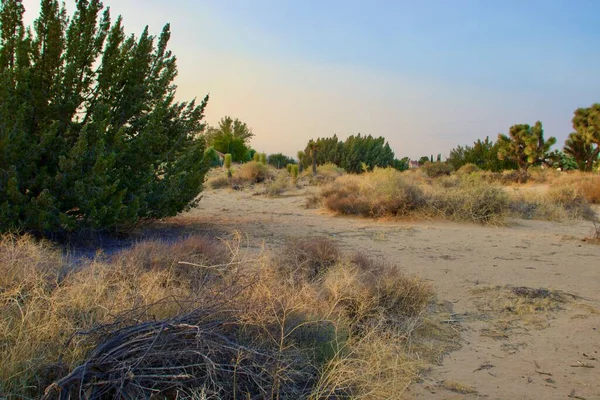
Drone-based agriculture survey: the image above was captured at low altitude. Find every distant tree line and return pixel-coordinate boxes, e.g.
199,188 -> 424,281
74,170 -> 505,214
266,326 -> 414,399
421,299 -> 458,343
299,134 -> 408,174
447,104 -> 600,173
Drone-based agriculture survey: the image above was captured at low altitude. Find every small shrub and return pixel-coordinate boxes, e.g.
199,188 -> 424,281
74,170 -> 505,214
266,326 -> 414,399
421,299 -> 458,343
224,153 -> 232,170
265,173 -> 290,197
428,184 -> 509,225
235,161 -> 273,183
456,163 -> 481,175
278,237 -> 341,283
287,164 -> 293,173
322,169 -> 425,217
574,175 -> 600,204
291,164 -> 299,182
207,174 -> 230,189
421,162 -> 454,178
323,256 -> 433,328
260,153 -> 267,164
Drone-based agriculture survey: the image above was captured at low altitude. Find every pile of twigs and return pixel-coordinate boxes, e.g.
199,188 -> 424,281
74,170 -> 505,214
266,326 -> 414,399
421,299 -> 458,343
43,307 -> 311,399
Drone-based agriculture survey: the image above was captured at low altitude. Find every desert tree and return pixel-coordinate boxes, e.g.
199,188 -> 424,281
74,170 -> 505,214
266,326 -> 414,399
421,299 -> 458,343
565,104 -> 600,171
497,122 -> 556,174
205,116 -> 254,162
0,0 -> 210,234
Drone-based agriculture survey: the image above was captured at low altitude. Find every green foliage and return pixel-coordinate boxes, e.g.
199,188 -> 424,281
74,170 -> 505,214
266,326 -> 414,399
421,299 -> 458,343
204,147 -> 222,168
268,153 -> 296,169
421,162 -> 454,178
0,0 -> 210,234
548,150 -> 578,171
565,104 -> 600,171
259,152 -> 267,164
291,164 -> 299,180
391,157 -> 410,171
223,153 -> 232,170
286,164 -> 293,173
301,134 -> 395,174
497,122 -> 556,172
253,152 -> 260,162
418,156 -> 430,165
205,116 -> 253,162
447,136 -> 517,172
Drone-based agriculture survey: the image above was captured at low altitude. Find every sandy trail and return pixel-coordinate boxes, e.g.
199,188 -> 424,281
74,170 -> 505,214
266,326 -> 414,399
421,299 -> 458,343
168,187 -> 600,400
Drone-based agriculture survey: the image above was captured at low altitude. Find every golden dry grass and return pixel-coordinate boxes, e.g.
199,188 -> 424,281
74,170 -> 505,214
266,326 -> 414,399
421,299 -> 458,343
316,167 -> 598,224
0,233 -> 449,399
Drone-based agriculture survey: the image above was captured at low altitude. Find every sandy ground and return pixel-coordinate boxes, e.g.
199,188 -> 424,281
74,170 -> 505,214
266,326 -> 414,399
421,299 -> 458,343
163,186 -> 600,400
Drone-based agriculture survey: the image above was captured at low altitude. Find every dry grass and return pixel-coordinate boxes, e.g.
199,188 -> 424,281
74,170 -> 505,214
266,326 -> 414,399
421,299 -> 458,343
232,161 -> 276,186
206,173 -> 230,189
265,172 -> 291,197
0,233 -> 448,399
302,163 -> 346,186
317,168 -> 597,225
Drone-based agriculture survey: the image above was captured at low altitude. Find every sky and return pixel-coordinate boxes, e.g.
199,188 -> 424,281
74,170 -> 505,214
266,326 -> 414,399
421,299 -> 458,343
21,0 -> 600,159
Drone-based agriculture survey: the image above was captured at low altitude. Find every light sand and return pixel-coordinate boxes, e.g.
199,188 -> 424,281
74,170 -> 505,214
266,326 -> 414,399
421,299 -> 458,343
168,186 -> 600,399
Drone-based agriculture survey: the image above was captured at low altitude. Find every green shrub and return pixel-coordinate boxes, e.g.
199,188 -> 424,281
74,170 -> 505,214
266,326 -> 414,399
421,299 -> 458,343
224,154 -> 232,170
0,3 -> 209,234
421,162 -> 454,178
291,165 -> 300,182
260,153 -> 267,164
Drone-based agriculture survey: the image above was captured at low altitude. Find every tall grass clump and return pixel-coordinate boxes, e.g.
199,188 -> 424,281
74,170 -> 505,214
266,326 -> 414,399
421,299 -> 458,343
322,168 -> 425,217
1,233 -> 450,399
232,161 -> 274,184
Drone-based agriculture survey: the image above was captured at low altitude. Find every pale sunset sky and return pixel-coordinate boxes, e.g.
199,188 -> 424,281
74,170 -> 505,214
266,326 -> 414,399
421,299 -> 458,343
22,0 -> 600,159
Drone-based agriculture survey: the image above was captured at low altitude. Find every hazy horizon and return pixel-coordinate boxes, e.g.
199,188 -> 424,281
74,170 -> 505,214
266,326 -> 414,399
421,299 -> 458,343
21,0 -> 600,159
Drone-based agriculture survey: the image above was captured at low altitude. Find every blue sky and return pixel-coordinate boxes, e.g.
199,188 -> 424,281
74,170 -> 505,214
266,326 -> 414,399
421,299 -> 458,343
22,0 -> 600,158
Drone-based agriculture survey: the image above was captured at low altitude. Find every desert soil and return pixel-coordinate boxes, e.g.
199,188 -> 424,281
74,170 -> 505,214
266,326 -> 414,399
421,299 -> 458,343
159,186 -> 600,400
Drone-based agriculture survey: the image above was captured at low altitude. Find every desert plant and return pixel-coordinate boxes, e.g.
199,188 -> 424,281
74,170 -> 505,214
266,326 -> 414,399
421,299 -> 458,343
291,164 -> 300,182
260,153 -> 267,164
204,116 -> 253,162
565,104 -> 600,171
224,153 -> 233,177
497,122 -> 556,174
422,162 -> 454,177
265,173 -> 290,196
234,161 -> 273,184
253,152 -> 261,162
456,163 -> 481,175
207,174 -> 230,189
0,0 -> 210,234
1,234 -> 442,399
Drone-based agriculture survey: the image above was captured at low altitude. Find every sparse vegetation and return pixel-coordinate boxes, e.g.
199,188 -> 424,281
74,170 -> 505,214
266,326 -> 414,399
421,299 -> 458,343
316,168 -> 597,224
0,233 -> 449,399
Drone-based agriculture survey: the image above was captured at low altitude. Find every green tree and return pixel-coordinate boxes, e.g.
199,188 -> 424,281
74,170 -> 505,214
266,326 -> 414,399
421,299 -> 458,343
268,153 -> 296,169
205,116 -> 253,162
447,137 -> 516,172
565,104 -> 600,171
391,157 -> 410,171
0,0 -> 210,234
497,122 -> 556,173
418,156 -> 430,166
